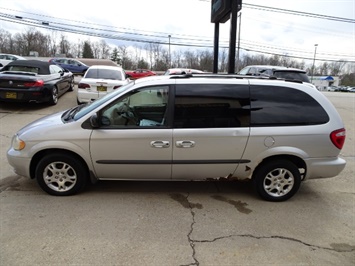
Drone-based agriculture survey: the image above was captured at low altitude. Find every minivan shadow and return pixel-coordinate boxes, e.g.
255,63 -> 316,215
85,180 -> 255,197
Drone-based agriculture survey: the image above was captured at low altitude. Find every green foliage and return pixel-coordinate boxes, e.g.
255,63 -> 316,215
137,58 -> 149,69
82,41 -> 94,58
110,47 -> 121,65
340,73 -> 355,86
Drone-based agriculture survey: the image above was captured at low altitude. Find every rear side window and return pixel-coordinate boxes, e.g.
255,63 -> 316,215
250,85 -> 329,126
174,84 -> 250,128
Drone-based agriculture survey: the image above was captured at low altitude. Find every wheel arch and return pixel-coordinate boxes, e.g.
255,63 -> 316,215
252,154 -> 307,181
29,148 -> 93,181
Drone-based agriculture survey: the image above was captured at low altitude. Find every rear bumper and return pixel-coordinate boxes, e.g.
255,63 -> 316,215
304,157 -> 346,180
77,89 -> 108,103
0,88 -> 51,103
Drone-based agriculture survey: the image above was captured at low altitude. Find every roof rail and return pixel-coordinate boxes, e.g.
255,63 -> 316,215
170,73 -> 273,80
168,73 -> 306,84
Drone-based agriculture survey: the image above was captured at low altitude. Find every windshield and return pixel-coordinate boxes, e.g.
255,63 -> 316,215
73,82 -> 135,120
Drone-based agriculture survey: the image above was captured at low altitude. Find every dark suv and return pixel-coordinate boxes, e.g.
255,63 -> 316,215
238,65 -> 315,89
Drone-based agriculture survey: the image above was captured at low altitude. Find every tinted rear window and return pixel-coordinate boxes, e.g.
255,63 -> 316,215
250,85 -> 329,126
85,69 -> 123,80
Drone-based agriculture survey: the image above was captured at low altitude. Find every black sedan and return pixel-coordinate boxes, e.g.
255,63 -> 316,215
0,60 -> 74,105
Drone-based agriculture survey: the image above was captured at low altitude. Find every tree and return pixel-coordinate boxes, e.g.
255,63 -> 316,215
100,40 -> 111,59
91,41 -> 100,58
137,58 -> 149,69
110,47 -> 121,65
340,72 -> 355,86
59,34 -> 70,56
82,41 -> 94,58
0,29 -> 12,53
199,50 -> 213,72
119,46 -> 134,69
328,60 -> 347,76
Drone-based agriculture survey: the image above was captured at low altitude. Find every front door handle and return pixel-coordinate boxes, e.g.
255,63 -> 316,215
176,140 -> 195,148
150,141 -> 170,148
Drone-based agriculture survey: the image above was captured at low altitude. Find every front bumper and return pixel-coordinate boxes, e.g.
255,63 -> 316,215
7,148 -> 32,178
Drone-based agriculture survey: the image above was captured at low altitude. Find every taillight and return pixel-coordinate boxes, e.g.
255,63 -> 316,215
24,80 -> 44,87
330,128 -> 346,149
78,83 -> 90,89
113,85 -> 122,90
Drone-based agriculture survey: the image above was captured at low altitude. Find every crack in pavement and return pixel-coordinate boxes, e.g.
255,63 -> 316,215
193,234 -> 355,253
174,193 -> 354,266
178,193 -> 200,266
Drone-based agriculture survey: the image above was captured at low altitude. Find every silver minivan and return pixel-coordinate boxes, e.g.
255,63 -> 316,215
7,74 -> 346,201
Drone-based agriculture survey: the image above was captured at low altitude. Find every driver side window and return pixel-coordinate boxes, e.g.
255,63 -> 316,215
101,86 -> 170,128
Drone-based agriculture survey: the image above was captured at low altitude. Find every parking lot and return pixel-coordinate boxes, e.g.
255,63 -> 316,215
0,88 -> 354,265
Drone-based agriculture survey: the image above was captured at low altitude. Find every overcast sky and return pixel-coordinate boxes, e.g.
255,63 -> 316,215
0,0 -> 354,64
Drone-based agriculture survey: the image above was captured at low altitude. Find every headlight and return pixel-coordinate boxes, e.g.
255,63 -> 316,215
12,134 -> 26,151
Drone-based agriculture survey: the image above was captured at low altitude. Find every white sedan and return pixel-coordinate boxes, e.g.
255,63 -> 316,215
77,65 -> 131,104
0,53 -> 26,68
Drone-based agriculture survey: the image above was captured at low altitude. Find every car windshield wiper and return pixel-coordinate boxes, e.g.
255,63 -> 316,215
63,105 -> 86,121
62,106 -> 79,121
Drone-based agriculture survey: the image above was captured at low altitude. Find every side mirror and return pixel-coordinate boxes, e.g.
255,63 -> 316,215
90,113 -> 111,128
90,114 -> 100,128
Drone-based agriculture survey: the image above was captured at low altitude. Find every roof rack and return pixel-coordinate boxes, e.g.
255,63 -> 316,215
168,73 -> 304,84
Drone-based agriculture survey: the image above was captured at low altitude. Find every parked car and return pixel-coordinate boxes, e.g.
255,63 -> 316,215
49,58 -> 89,75
126,69 -> 156,79
0,60 -> 74,105
238,65 -> 316,89
77,65 -> 130,104
7,74 -> 346,201
326,86 -> 338,92
0,53 -> 26,68
346,87 -> 355,92
164,68 -> 205,75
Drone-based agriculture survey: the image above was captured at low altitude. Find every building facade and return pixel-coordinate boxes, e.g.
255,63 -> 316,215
311,76 -> 340,90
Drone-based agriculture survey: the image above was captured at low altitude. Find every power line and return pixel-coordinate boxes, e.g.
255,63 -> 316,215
198,0 -> 355,23
0,3 -> 354,63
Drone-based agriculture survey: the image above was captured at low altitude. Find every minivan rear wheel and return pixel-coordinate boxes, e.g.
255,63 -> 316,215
253,160 -> 301,202
35,153 -> 87,196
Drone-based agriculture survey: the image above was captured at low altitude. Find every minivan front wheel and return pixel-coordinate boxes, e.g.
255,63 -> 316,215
35,153 -> 87,196
253,160 -> 301,202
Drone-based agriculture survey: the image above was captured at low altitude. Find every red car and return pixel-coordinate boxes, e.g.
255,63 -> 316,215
126,69 -> 156,79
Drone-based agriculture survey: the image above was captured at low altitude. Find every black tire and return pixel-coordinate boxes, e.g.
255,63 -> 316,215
35,153 -> 88,196
68,77 -> 74,91
253,160 -> 301,202
49,86 -> 59,105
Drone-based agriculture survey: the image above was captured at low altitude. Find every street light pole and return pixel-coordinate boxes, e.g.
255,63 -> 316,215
168,35 -> 171,68
311,44 -> 318,83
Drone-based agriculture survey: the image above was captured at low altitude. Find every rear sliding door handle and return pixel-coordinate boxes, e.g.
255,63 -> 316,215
150,141 -> 170,148
176,140 -> 195,148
